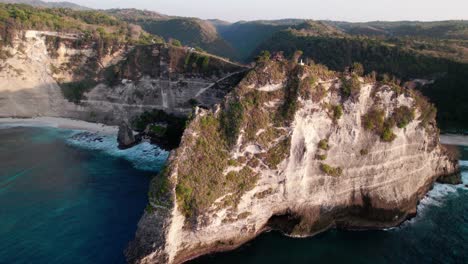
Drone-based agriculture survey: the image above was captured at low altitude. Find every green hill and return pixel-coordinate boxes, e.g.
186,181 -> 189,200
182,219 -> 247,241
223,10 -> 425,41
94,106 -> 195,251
107,9 -> 239,61
0,0 -> 90,10
331,20 -> 468,40
252,24 -> 468,131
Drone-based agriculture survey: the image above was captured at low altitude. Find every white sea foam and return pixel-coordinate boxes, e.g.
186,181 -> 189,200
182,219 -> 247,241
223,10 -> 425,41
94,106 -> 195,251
65,131 -> 169,172
0,118 -> 169,172
396,159 -> 468,229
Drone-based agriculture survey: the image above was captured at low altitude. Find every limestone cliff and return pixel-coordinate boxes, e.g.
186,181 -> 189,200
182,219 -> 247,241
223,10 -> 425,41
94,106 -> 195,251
126,58 -> 460,263
0,30 -> 246,124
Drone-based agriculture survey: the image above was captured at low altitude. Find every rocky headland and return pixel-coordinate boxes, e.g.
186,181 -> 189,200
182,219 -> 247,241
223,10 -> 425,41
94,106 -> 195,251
125,56 -> 460,264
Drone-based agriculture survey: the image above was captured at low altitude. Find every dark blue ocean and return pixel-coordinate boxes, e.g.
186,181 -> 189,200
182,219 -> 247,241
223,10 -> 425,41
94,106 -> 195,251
0,126 -> 168,264
0,125 -> 467,264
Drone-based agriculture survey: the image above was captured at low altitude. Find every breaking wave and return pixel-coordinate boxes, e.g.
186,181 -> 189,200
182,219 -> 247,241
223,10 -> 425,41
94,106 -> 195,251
65,131 -> 169,172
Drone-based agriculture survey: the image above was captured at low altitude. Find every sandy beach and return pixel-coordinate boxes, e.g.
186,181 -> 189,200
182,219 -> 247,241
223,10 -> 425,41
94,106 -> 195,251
0,117 -> 118,135
440,134 -> 468,147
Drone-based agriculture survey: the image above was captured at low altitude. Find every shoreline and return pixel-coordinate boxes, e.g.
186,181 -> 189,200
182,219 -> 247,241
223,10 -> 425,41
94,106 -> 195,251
1,117 -> 466,145
0,117 -> 118,135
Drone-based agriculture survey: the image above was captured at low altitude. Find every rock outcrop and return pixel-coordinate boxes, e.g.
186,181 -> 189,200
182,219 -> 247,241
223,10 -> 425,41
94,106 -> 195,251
126,58 -> 460,263
118,122 -> 139,149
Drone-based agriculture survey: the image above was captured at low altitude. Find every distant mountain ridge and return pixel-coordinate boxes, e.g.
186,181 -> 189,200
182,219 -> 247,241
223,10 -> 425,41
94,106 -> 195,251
107,8 -> 239,60
0,0 -> 90,10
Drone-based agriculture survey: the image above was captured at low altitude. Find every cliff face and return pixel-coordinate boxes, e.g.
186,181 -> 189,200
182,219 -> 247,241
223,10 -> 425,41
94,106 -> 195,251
127,59 -> 459,263
0,30 -> 245,124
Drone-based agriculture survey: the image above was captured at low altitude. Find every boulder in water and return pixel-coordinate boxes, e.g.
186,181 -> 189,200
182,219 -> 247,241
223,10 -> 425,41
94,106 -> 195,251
117,122 -> 139,149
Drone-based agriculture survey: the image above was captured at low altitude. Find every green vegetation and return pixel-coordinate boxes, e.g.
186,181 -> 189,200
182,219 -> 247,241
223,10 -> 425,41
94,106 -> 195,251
221,99 -> 244,147
341,74 -> 361,99
280,68 -> 301,124
360,149 -> 369,156
252,28 -> 468,131
362,107 -> 396,142
255,50 -> 271,63
263,138 -> 291,169
311,83 -> 327,102
148,124 -> 167,136
421,63 -> 468,131
331,104 -> 343,122
381,127 -> 397,142
320,163 -> 343,176
316,154 -> 327,161
60,80 -> 97,103
254,188 -> 274,199
351,62 -> 364,76
0,3 -> 158,48
318,139 -> 329,150
362,107 -> 385,132
183,52 -> 214,72
0,4 -> 166,103
411,89 -> 438,129
148,166 -> 173,208
176,113 -> 259,220
107,11 -> 239,60
392,106 -> 415,128
131,109 -> 187,150
170,38 -> 182,47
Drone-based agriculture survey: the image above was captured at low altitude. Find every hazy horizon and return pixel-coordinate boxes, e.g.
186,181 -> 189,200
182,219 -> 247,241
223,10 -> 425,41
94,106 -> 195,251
44,0 -> 468,23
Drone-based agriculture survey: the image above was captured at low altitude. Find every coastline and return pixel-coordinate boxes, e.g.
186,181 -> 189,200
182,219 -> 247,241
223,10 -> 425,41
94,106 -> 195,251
0,117 -> 118,135
440,134 -> 468,147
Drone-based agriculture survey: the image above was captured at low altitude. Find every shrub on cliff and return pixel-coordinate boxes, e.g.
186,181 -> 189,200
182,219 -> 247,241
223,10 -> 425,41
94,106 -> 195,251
318,139 -> 330,150
170,38 -> 182,47
351,62 -> 365,76
264,138 -> 291,169
362,107 -> 385,132
221,99 -> 244,147
411,90 -> 437,128
381,127 -> 396,142
60,80 -> 97,103
331,104 -> 343,122
392,106 -> 415,128
341,74 -> 361,99
362,107 -> 397,142
255,50 -> 271,63
320,163 -> 343,176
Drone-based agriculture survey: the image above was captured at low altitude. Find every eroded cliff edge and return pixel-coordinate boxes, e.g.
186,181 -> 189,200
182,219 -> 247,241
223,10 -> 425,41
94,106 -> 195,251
0,30 -> 246,124
126,56 -> 460,263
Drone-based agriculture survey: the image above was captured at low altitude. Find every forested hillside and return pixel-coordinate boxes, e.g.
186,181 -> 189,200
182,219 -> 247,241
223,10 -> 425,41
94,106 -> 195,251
252,24 -> 468,131
107,9 -> 238,60
0,3 -> 161,48
0,0 -> 89,10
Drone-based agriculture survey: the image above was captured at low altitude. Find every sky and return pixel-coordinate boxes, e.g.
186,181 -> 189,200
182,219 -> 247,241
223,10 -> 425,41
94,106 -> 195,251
50,0 -> 468,22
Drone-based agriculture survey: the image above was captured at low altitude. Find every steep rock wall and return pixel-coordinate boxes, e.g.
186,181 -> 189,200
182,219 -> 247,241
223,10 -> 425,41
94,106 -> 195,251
127,59 -> 459,263
0,31 -> 246,124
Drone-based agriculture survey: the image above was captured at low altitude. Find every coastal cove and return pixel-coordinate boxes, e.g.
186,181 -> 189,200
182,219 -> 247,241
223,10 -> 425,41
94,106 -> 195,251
0,120 -> 466,264
0,121 -> 168,264
0,2 -> 467,263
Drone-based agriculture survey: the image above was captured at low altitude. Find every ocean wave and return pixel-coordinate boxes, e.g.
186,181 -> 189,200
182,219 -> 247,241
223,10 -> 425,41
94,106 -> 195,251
65,131 -> 169,172
392,158 -> 468,230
